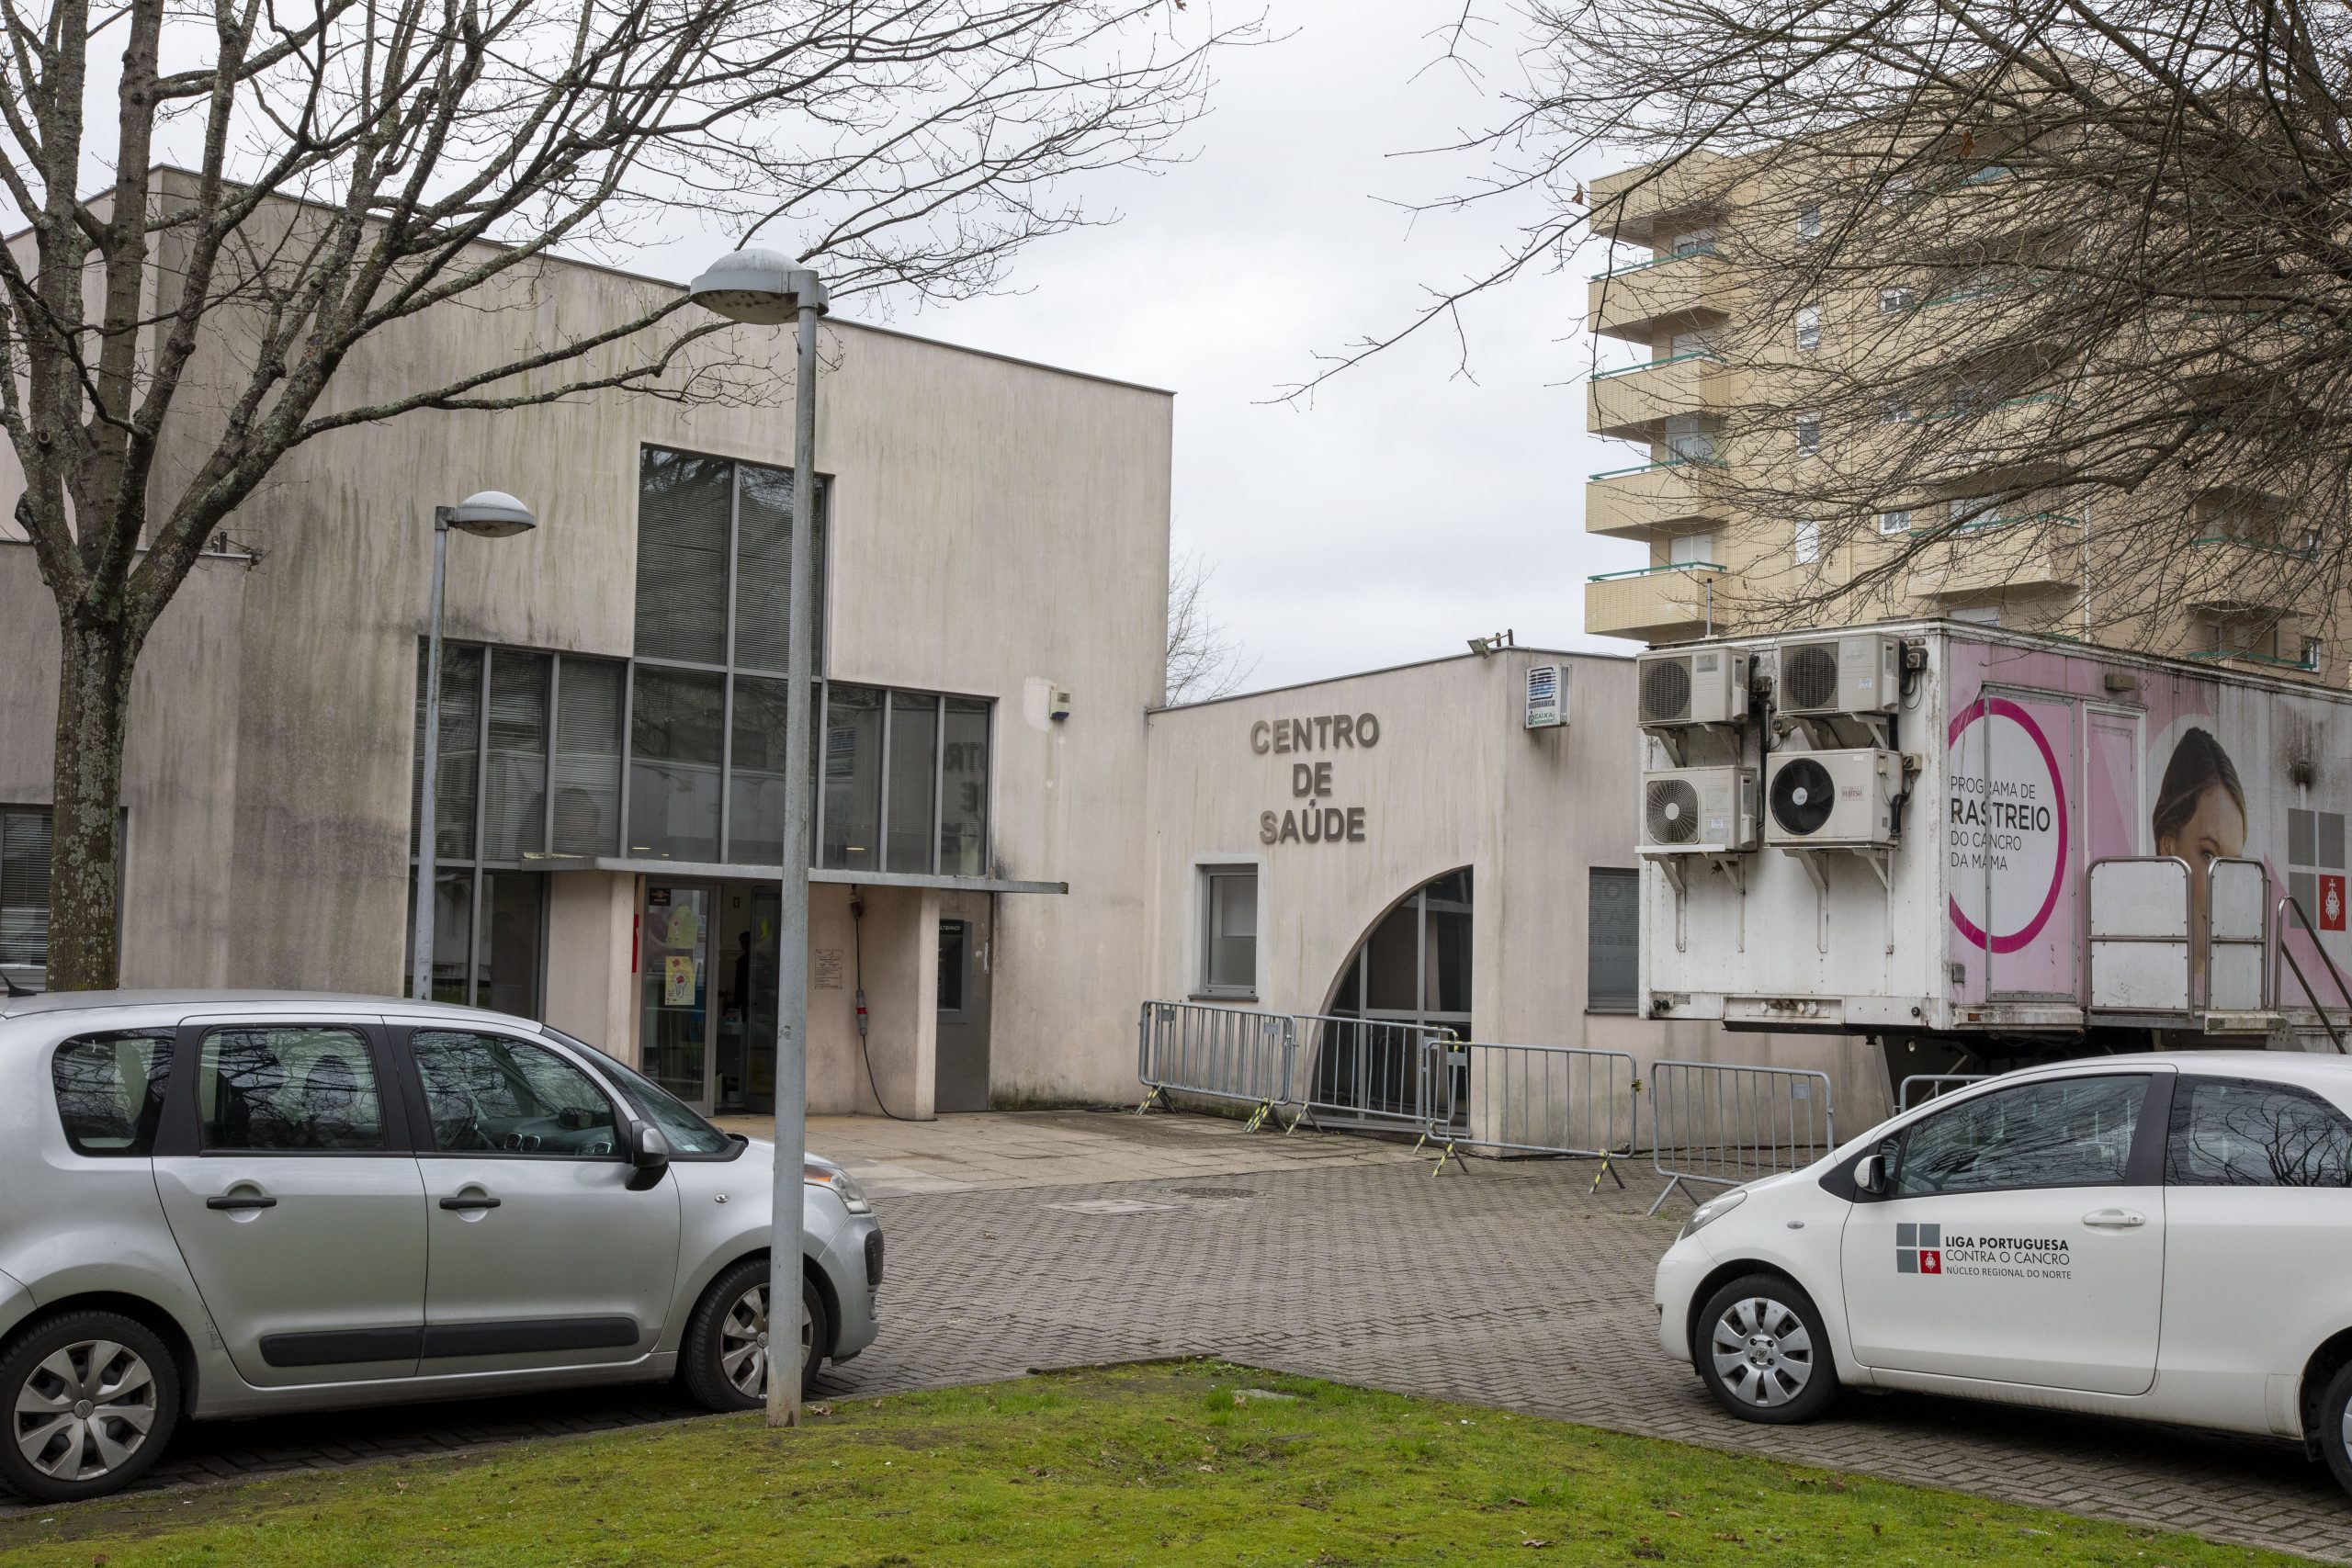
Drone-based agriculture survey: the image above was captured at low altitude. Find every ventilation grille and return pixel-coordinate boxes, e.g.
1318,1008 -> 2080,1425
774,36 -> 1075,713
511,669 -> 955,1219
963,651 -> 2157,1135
1769,756 -> 1838,836
1783,644 -> 1840,711
1646,777 -> 1702,844
1640,658 -> 1693,725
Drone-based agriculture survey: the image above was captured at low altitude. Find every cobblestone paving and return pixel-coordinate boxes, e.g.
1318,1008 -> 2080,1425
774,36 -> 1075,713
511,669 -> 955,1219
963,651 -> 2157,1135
10,1146 -> 2350,1561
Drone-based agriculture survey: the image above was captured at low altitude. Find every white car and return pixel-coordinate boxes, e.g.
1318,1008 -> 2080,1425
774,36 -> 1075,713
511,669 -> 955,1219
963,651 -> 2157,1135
1655,1051 -> 2352,1495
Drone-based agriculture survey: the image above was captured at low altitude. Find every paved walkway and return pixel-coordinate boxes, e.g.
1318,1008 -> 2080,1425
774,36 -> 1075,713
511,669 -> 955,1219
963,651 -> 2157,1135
8,1111 -> 2349,1561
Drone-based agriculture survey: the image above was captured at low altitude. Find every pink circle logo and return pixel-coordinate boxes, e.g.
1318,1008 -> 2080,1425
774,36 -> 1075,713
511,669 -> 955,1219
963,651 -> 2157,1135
1947,695 -> 2069,953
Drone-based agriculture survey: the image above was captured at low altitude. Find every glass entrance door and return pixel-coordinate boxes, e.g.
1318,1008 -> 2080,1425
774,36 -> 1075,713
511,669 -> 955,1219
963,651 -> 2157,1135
712,883 -> 782,1116
640,882 -> 715,1111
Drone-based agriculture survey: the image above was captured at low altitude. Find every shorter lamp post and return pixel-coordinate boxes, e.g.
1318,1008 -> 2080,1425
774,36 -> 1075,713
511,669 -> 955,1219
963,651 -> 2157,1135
687,248 -> 827,1428
411,491 -> 539,1003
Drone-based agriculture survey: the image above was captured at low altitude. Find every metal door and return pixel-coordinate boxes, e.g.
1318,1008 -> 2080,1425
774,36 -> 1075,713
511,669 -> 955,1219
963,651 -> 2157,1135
639,881 -> 715,1111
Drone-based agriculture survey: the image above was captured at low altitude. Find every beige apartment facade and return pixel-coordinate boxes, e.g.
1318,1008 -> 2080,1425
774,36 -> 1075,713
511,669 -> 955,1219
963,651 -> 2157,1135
1577,147 -> 2346,680
0,206 -> 1887,1123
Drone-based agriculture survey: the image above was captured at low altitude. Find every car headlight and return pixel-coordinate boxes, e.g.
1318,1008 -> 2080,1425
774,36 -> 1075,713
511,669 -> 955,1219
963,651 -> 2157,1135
805,1163 -> 873,1215
1679,1188 -> 1747,1240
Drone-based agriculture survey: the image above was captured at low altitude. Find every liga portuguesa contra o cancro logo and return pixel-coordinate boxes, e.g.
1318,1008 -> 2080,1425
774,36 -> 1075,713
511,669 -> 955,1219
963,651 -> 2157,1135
1896,1223 -> 1943,1276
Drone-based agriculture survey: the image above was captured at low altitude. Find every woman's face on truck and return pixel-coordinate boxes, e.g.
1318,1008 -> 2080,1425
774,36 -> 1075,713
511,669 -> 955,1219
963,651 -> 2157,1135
2157,782 -> 2248,873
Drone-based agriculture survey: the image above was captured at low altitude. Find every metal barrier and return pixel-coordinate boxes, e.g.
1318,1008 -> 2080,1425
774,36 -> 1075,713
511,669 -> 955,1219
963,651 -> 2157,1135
1647,1060 -> 1835,1215
1897,1073 -> 1988,1111
1288,1014 -> 1454,1134
2087,856 -> 2194,1013
1136,1001 -> 1295,1132
1419,1041 -> 1639,1187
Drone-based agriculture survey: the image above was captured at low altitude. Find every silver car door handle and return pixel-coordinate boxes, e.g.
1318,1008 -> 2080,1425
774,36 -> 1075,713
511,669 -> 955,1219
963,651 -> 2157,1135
438,1194 -> 502,1212
206,1193 -> 277,1211
2082,1208 -> 2146,1228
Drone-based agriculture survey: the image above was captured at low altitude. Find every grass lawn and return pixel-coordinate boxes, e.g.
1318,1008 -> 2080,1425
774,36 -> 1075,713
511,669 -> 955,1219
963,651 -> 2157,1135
0,1362 -> 2317,1567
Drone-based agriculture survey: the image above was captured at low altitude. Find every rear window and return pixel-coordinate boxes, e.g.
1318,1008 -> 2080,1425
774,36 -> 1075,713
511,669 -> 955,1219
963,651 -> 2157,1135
52,1031 -> 175,1156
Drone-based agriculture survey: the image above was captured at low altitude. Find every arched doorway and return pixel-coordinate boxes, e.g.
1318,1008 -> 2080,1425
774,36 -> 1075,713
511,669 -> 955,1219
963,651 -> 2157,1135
1307,869 -> 1473,1121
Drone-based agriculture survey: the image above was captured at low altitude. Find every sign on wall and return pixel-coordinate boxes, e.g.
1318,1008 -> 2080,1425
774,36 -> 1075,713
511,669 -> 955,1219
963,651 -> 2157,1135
1250,713 -> 1379,846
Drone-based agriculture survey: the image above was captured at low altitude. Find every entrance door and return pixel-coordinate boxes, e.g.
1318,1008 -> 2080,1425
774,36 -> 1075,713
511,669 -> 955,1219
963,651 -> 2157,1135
712,884 -> 782,1116
1838,1071 -> 2166,1395
640,883 -> 714,1111
936,893 -> 994,1112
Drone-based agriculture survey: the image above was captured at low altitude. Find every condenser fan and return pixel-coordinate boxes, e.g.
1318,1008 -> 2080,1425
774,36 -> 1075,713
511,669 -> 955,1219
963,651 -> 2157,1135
1782,644 -> 1840,712
1769,757 -> 1837,836
1646,777 -> 1702,844
1641,658 -> 1692,724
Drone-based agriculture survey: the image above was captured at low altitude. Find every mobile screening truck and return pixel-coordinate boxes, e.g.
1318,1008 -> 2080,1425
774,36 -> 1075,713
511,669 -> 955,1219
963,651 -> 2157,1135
1637,618 -> 2352,1083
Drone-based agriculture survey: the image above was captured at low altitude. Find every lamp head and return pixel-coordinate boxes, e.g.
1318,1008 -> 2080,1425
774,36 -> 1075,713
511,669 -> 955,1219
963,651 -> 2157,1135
690,249 -> 831,325
446,491 -> 537,538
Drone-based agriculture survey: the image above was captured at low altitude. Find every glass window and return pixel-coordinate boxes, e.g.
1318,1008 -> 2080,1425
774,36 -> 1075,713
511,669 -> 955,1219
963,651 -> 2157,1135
940,698 -> 991,876
553,658 -> 625,856
541,1025 -> 736,1155
1794,304 -> 1822,351
1796,203 -> 1821,243
727,674 -> 797,865
405,868 -> 473,1006
1426,869 -> 1472,1015
2,807 -> 51,976
1879,287 -> 1915,313
1588,868 -> 1639,1013
887,693 -> 940,874
481,650 -> 549,861
938,919 -> 968,1017
628,665 -> 725,862
1878,509 -> 1914,535
732,465 -> 823,674
633,448 -> 732,665
52,1031 -> 174,1156
821,683 -> 885,871
410,1030 -> 619,1156
475,871 -> 545,1020
1794,411 -> 1820,456
411,643 -> 481,860
1201,867 -> 1258,996
198,1027 -> 385,1152
1894,1076 -> 2146,1197
1794,520 -> 1821,566
2168,1077 -> 2352,1187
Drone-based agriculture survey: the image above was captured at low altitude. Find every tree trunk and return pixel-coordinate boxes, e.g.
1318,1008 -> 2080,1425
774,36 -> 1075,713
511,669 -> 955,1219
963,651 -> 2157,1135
47,607 -> 140,991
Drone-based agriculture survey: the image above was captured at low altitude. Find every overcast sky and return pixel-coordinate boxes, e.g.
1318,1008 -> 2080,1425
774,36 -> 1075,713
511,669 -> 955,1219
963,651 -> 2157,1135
870,0 -> 1644,694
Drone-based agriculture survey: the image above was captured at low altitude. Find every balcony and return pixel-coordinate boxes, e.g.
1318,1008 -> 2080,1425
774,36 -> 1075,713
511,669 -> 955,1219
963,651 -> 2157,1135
1585,561 -> 1727,642
1904,513 -> 2084,601
1585,459 -> 1727,540
1587,353 -> 1741,440
1587,248 -> 1730,343
2184,535 -> 2323,615
1587,151 -> 1733,249
2187,646 -> 2321,676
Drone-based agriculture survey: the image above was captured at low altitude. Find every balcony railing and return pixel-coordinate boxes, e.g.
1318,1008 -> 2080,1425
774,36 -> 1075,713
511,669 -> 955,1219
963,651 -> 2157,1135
1588,456 -> 1718,482
1587,560 -> 1726,583
1946,509 -> 2085,537
2187,647 -> 2320,672
1589,349 -> 1725,382
2190,533 -> 2320,561
1589,243 -> 1717,281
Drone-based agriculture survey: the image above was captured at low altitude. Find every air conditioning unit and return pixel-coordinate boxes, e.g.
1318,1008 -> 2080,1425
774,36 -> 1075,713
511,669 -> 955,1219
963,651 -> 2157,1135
1524,663 -> 1567,729
1637,648 -> 1750,728
1765,748 -> 1899,848
1776,634 -> 1901,717
1642,766 -> 1759,853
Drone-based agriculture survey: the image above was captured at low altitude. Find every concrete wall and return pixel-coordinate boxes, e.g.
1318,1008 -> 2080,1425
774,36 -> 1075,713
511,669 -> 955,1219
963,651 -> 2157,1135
1144,649 -> 1891,1121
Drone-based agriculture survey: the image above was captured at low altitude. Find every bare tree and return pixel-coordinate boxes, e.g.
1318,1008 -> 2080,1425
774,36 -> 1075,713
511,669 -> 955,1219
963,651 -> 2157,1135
1331,3 -> 2352,661
1,0 -> 1250,987
1164,547 -> 1254,704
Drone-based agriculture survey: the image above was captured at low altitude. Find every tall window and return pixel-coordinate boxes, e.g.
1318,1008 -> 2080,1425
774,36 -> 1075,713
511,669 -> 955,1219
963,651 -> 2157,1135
1588,869 -> 1640,1013
410,644 -> 586,1016
1793,411 -> 1821,456
818,686 -> 991,874
1199,865 -> 1259,998
1794,520 -> 1822,566
1796,203 -> 1821,243
1794,304 -> 1822,352
1,807 -> 52,982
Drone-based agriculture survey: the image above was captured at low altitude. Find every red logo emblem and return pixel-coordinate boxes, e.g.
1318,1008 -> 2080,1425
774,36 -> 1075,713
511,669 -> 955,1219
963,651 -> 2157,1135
1918,1250 -> 1942,1274
2324,875 -> 2346,932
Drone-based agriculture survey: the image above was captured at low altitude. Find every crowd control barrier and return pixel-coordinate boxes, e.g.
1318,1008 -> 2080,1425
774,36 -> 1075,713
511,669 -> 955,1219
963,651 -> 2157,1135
1136,1001 -> 1295,1132
1647,1060 -> 1835,1215
1289,1014 -> 1455,1134
1420,1042 -> 1640,1187
1896,1073 -> 1988,1111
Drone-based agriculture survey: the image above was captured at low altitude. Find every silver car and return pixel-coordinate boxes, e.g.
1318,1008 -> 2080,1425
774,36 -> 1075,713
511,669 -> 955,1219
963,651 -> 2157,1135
0,989 -> 882,1503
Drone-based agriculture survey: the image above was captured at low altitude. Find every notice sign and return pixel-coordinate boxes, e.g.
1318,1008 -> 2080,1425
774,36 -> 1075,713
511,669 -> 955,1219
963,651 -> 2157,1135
663,954 -> 696,1006
815,948 -> 845,990
1947,694 -> 2070,954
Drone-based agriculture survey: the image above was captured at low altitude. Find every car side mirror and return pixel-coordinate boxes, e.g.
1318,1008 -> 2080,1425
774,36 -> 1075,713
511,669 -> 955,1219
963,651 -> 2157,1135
1855,1154 -> 1885,1196
627,1123 -> 672,1190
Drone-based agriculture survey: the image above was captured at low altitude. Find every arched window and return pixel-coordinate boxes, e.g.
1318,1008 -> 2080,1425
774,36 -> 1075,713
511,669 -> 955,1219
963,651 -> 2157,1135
1303,870 -> 1473,1122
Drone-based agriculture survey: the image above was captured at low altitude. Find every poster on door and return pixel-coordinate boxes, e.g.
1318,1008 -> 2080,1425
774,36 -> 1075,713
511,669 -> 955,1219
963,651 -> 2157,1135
664,953 -> 696,1007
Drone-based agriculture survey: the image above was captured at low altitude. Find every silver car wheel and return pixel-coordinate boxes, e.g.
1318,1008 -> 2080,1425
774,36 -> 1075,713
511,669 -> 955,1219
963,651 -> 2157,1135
717,1283 -> 815,1400
1709,1296 -> 1814,1409
14,1339 -> 158,1482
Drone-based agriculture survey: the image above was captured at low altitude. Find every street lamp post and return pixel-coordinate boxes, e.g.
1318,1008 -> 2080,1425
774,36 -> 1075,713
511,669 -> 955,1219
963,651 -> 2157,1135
411,491 -> 539,1004
688,249 -> 829,1428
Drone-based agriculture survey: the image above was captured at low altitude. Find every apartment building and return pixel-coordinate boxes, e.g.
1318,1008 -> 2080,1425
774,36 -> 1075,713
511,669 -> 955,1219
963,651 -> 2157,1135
1577,144 -> 2346,682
